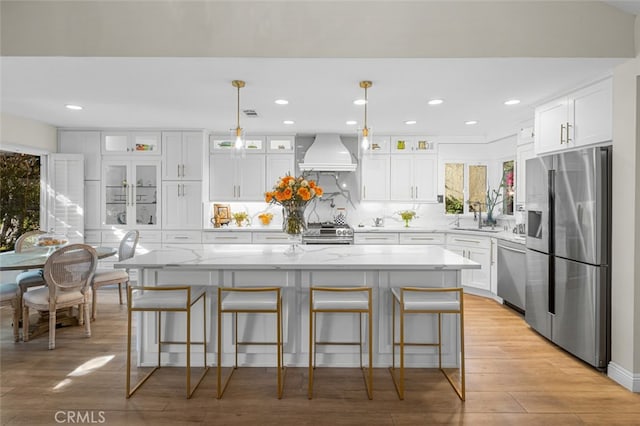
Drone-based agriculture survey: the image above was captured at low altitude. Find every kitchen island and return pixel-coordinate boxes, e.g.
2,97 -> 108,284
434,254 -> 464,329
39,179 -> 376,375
116,244 -> 479,368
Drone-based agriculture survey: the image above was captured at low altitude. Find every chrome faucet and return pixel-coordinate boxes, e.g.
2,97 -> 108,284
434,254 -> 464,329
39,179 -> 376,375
474,202 -> 483,229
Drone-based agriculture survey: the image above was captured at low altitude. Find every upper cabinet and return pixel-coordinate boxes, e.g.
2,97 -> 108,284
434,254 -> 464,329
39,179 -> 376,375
209,154 -> 266,201
210,134 -> 265,153
58,130 -> 102,180
101,131 -> 161,155
162,131 -> 204,180
535,78 -> 612,155
266,135 -> 295,153
361,156 -> 390,201
390,154 -> 438,202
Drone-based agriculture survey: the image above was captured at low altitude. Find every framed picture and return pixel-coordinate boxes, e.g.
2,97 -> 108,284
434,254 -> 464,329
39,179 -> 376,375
213,203 -> 231,227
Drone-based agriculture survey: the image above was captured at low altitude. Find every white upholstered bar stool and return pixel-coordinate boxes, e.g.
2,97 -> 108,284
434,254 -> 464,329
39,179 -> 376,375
91,230 -> 139,320
217,287 -> 285,399
308,287 -> 373,400
389,287 -> 465,401
0,283 -> 20,342
126,285 -> 210,399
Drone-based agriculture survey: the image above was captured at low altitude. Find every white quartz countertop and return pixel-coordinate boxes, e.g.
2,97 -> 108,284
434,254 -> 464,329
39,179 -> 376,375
115,244 -> 480,271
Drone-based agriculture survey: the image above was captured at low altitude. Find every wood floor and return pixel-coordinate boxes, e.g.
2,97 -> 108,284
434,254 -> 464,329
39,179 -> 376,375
1,290 -> 639,425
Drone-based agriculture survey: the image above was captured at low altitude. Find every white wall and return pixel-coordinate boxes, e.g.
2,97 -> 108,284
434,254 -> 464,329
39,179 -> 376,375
610,54 -> 640,390
0,113 -> 57,153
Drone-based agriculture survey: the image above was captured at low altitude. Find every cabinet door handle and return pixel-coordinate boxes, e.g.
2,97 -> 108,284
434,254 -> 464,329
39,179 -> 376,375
130,184 -> 135,206
363,186 -> 366,199
410,237 -> 434,241
455,238 -> 480,244
177,164 -> 180,177
174,236 -> 190,240
560,124 -> 565,144
237,185 -> 241,198
566,122 -> 572,143
181,164 -> 185,177
415,186 -> 419,199
217,236 -> 239,240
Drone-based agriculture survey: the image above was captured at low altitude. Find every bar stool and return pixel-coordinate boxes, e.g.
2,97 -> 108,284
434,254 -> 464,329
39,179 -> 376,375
126,285 -> 210,399
217,287 -> 285,399
308,287 -> 373,400
389,287 -> 465,401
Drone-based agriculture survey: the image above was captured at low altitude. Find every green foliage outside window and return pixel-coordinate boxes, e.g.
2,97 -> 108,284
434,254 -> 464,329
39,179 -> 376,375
0,152 -> 40,252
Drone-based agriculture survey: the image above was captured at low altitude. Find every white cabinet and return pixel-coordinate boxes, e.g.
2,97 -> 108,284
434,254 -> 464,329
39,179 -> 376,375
361,156 -> 390,201
534,78 -> 612,155
252,232 -> 290,244
266,155 -> 295,189
266,135 -> 295,153
354,233 -> 399,245
390,154 -> 437,202
162,230 -> 202,245
202,232 -> 252,244
515,142 -> 535,206
209,154 -> 266,201
84,180 -> 101,230
399,232 -> 445,245
446,234 -> 492,292
101,131 -> 161,155
162,181 -> 202,229
162,131 -> 204,180
101,159 -> 161,228
58,130 -> 102,180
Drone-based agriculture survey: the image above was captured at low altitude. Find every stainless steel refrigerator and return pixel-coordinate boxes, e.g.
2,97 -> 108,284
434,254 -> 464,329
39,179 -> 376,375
525,146 -> 611,369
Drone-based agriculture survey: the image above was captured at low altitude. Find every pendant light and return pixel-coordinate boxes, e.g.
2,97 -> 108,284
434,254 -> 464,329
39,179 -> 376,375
359,80 -> 372,154
232,80 -> 245,155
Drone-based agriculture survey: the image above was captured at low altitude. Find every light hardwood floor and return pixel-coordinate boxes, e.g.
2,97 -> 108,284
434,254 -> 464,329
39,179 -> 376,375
1,289 -> 639,425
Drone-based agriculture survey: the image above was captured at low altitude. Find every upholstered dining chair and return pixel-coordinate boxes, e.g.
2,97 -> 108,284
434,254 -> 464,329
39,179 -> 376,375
15,230 -> 47,313
22,244 -> 97,350
91,230 -> 139,320
0,282 -> 20,342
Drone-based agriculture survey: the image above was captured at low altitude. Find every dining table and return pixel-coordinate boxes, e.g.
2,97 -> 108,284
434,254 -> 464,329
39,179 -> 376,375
0,245 -> 118,338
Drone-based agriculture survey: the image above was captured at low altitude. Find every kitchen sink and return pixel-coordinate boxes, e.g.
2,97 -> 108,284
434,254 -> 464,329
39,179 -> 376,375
453,227 -> 503,233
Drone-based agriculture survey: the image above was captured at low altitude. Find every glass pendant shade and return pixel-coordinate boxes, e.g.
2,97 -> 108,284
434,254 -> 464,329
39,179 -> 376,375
358,81 -> 372,158
231,80 -> 246,158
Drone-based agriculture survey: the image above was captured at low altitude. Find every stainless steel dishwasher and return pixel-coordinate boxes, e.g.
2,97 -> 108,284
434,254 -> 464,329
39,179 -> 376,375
497,239 -> 526,313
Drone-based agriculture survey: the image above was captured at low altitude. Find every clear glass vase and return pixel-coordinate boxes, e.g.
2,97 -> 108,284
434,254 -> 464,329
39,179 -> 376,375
282,204 -> 307,255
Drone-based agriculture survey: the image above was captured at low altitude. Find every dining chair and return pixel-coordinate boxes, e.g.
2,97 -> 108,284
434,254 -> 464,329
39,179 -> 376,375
0,282 -> 20,342
15,230 -> 47,313
91,230 -> 139,320
22,244 -> 97,350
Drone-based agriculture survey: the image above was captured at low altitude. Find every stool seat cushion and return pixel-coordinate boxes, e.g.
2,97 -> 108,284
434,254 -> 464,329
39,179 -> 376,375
93,269 -> 129,284
221,291 -> 278,311
23,286 -> 91,307
0,283 -> 19,302
392,288 -> 460,312
16,270 -> 45,289
312,290 -> 369,311
132,286 -> 206,309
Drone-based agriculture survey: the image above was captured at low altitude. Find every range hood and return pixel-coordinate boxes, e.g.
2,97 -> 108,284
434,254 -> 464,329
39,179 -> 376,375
299,134 -> 357,172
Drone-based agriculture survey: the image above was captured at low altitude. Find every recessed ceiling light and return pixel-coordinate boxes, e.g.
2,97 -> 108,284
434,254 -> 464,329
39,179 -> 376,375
465,120 -> 478,125
283,120 -> 295,125
353,99 -> 367,106
428,99 -> 444,105
275,99 -> 289,105
65,104 -> 83,110
504,99 -> 521,105
346,120 -> 357,125
405,120 -> 417,125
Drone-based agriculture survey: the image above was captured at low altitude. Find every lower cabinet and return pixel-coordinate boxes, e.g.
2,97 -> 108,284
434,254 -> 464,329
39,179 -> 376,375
202,231 -> 252,244
446,234 -> 493,292
354,232 -> 399,245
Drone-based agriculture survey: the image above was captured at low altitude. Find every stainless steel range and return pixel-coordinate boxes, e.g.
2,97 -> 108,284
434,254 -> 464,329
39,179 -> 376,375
302,223 -> 354,245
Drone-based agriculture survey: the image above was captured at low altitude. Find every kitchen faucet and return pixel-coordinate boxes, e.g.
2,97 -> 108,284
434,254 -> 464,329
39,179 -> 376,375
474,202 -> 483,229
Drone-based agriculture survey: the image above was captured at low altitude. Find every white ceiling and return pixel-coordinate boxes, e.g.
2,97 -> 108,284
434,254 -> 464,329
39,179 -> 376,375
0,56 -> 627,142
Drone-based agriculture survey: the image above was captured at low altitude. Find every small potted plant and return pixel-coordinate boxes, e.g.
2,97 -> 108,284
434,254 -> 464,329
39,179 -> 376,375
398,210 -> 416,227
232,212 -> 249,227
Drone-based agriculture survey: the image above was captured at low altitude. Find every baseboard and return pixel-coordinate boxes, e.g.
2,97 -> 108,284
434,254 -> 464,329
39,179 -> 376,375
608,361 -> 640,392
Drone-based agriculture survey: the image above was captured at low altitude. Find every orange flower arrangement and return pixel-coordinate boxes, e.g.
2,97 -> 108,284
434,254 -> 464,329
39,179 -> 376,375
265,174 -> 323,235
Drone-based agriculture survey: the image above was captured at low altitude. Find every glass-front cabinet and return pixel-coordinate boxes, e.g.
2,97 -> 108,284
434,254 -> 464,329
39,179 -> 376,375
102,159 -> 161,228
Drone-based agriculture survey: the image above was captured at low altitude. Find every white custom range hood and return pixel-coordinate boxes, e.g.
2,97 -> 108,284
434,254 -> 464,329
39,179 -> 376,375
299,134 -> 357,172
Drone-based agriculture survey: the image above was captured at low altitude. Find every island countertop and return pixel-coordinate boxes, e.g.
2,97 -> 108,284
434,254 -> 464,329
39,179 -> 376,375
115,244 -> 480,271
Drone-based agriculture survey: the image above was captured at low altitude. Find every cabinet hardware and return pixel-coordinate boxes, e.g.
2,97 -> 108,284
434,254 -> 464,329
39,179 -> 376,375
566,122 -> 572,143
174,236 -> 190,240
500,245 -> 526,255
363,186 -> 366,199
415,186 -> 418,198
455,238 -> 480,244
560,124 -> 565,144
266,236 -> 288,240
490,240 -> 494,264
217,236 -> 238,240
411,237 -> 434,240
237,185 -> 240,198
177,164 -> 180,177
366,237 -> 390,240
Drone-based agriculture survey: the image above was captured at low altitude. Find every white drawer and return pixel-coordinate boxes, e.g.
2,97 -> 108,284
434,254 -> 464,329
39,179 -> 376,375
101,229 -> 162,243
354,233 -> 399,245
446,233 -> 491,248
252,232 -> 290,244
202,231 -> 252,244
162,231 -> 202,244
400,232 -> 445,245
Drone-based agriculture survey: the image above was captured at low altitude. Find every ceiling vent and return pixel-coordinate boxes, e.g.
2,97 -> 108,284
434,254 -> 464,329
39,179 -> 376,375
243,109 -> 259,118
